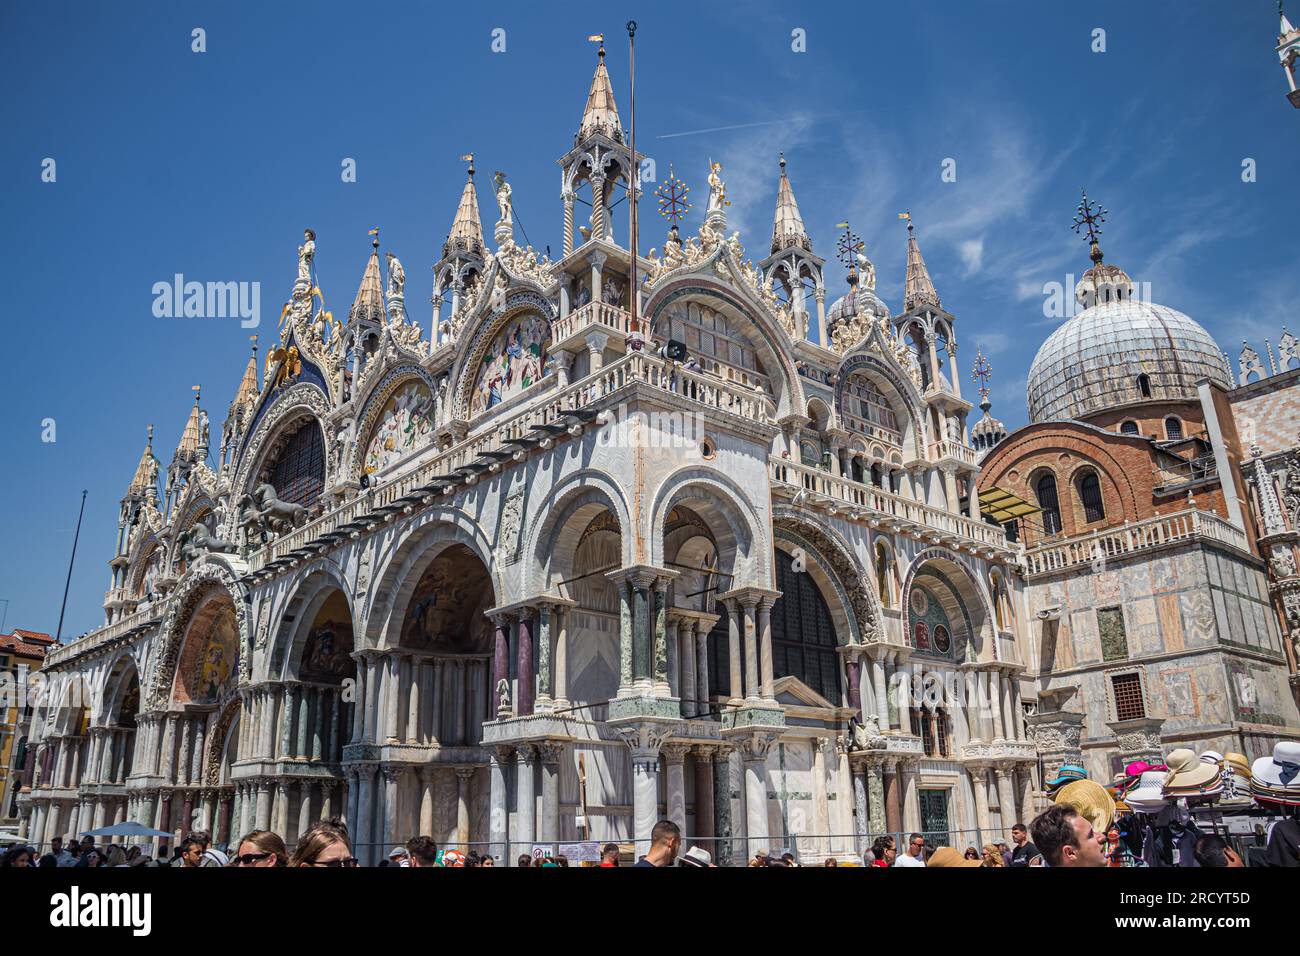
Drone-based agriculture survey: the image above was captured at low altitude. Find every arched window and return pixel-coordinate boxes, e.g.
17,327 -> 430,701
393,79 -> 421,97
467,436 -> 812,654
1136,374 -> 1152,398
1119,420 -> 1139,437
1164,417 -> 1183,440
1077,470 -> 1106,523
269,420 -> 325,508
991,572 -> 1005,630
772,549 -> 843,702
850,457 -> 864,484
1035,472 -> 1062,536
875,541 -> 892,607
870,463 -> 883,488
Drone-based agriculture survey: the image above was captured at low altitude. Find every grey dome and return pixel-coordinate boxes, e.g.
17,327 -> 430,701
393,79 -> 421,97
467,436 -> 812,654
1026,298 -> 1232,423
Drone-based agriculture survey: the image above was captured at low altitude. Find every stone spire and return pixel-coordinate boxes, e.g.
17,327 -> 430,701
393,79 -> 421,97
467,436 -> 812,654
444,157 -> 485,259
128,425 -> 158,498
349,233 -> 386,326
903,218 -> 941,312
175,390 -> 203,463
771,153 -> 811,255
578,39 -> 623,141
231,337 -> 260,411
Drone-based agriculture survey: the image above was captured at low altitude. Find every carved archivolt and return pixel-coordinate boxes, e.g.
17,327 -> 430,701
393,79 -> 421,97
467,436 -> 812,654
450,290 -> 555,422
773,508 -> 882,644
348,364 -> 439,481
231,382 -> 334,498
204,697 -> 241,785
146,559 -> 249,712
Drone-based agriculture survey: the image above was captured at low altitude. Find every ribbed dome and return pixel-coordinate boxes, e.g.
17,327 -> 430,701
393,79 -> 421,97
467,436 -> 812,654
1027,298 -> 1232,424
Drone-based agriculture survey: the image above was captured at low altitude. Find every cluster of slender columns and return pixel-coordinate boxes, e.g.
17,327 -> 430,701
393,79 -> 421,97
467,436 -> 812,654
240,682 -> 353,763
665,611 -> 715,717
716,589 -> 779,703
344,763 -> 473,866
489,601 -> 573,719
350,651 -> 487,747
230,777 -> 340,848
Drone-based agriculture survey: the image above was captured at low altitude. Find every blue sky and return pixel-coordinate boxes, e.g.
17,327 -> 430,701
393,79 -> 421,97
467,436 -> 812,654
2,1 -> 1297,640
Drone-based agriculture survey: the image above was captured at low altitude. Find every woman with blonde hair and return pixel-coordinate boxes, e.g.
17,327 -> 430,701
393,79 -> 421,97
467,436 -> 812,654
981,843 -> 1006,867
289,820 -> 357,868
233,829 -> 289,867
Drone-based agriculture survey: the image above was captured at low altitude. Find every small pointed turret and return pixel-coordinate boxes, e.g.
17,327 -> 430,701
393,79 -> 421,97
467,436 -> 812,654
579,39 -> 623,142
903,218 -> 941,312
128,425 -> 159,499
175,389 -> 203,463
444,158 -> 485,258
231,337 -> 260,411
771,153 -> 811,255
349,233 -> 386,326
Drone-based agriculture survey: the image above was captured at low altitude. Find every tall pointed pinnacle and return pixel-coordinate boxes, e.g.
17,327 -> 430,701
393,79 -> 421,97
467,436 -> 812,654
579,36 -> 623,141
231,335 -> 260,410
175,387 -> 203,462
1283,1 -> 1297,37
128,424 -> 158,497
444,155 -> 485,258
771,153 -> 812,255
902,215 -> 941,312
349,230 -> 386,326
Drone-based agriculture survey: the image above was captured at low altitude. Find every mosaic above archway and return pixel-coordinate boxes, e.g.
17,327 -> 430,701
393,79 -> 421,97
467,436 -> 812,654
300,590 -> 355,682
362,379 -> 435,475
400,544 -> 495,653
470,312 -> 548,416
175,595 -> 240,705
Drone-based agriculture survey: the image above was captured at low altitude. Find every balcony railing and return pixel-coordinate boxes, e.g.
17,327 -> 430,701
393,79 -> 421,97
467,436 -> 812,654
1022,508 -> 1250,576
768,457 -> 1013,551
929,440 -> 978,468
550,301 -> 633,346
44,604 -> 161,667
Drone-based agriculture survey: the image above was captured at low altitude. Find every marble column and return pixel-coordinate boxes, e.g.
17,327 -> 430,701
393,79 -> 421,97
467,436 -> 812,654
741,737 -> 773,857
995,766 -> 1018,834
693,748 -> 715,851
456,767 -> 475,849
385,656 -> 402,742
350,659 -> 366,743
883,761 -> 902,836
319,780 -> 334,821
714,747 -> 733,866
297,780 -> 313,844
971,766 -> 991,842
630,747 -> 661,860
988,670 -> 1006,741
865,758 -> 886,840
617,580 -> 634,696
633,584 -> 651,687
355,767 -> 375,867
491,617 -> 510,715
663,744 -> 689,831
516,616 -> 535,717
757,599 -> 775,700
281,686 -> 298,758
488,747 -> 510,863
679,621 -> 696,718
871,654 -> 889,731
653,581 -> 670,696
741,599 -> 760,701
430,660 -> 446,740
665,617 -> 681,702
296,685 -> 311,757
418,768 -> 435,836
553,608 -> 570,711
536,608 -> 553,712
1018,767 -> 1036,824
382,766 -> 403,846
695,622 -> 710,718
902,762 -> 921,834
273,781 -> 291,838
538,745 -> 562,846
514,746 -> 536,861
811,737 -> 830,857
852,763 -> 869,854
406,658 -> 421,743
726,600 -> 743,704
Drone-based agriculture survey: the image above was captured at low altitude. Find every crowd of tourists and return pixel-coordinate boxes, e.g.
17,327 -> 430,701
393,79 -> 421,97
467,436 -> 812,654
4,743 -> 1297,868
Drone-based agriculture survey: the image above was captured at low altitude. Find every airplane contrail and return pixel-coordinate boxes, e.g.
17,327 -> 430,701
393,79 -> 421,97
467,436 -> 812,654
656,119 -> 788,139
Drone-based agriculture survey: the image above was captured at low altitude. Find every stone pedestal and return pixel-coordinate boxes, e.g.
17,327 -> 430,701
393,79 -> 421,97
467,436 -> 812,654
1105,717 -> 1166,766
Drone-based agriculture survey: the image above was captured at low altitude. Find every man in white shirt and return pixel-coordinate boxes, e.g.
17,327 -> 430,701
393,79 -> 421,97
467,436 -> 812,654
893,833 -> 927,867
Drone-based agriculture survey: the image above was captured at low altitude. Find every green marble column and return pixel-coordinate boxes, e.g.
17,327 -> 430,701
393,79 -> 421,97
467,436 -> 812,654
653,584 -> 668,688
633,585 -> 650,681
713,749 -> 733,866
619,582 -> 634,691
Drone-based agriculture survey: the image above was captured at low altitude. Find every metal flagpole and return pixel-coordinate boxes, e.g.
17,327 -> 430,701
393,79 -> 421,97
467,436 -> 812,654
627,20 -> 640,335
55,489 -> 88,643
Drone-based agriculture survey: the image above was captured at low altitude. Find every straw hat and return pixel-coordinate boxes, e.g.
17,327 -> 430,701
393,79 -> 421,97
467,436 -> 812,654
1054,779 -> 1115,835
927,846 -> 981,868
1223,752 -> 1252,779
1163,748 -> 1219,792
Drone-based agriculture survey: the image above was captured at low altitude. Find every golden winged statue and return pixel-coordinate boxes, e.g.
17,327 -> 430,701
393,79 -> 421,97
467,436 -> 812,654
266,344 -> 302,391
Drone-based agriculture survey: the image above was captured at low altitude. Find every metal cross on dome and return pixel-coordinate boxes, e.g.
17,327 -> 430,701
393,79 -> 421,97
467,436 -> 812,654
1071,188 -> 1107,246
972,350 -> 993,401
656,165 -> 691,226
835,221 -> 863,274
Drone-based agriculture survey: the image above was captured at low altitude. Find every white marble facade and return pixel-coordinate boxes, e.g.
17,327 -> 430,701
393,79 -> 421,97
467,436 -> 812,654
18,51 -> 1038,864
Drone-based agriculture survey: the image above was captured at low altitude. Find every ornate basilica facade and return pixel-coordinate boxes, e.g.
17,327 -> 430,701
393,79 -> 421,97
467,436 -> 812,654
19,47 -> 1039,864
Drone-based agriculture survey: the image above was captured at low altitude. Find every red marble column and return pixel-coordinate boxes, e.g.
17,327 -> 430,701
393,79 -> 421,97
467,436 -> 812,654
516,616 -> 534,717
